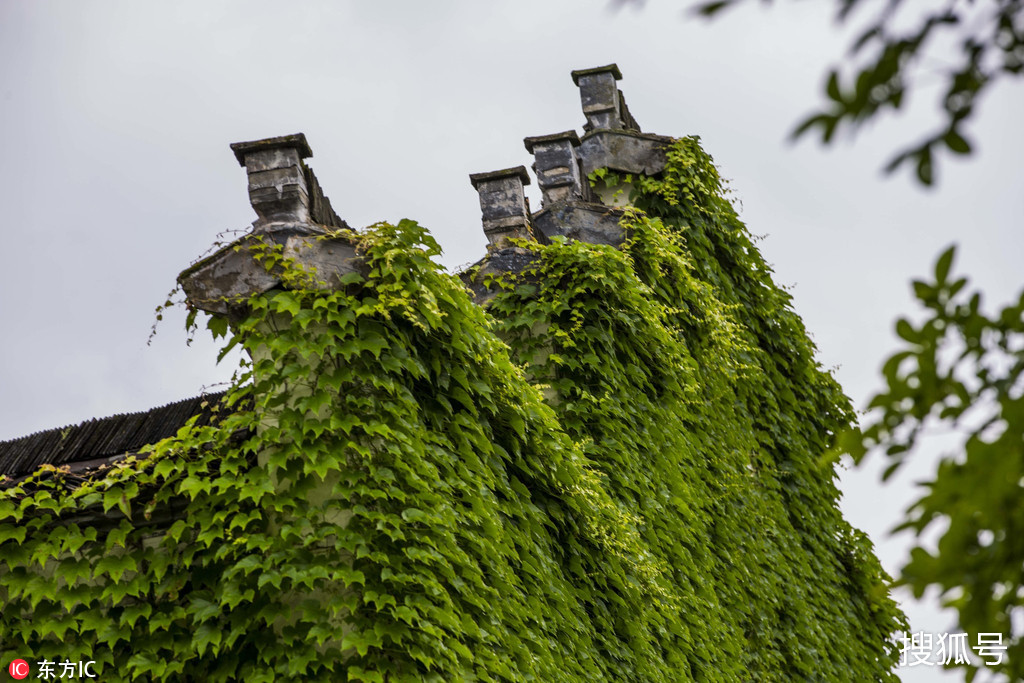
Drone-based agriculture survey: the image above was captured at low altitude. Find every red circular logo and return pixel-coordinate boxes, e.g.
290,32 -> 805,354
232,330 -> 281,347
9,659 -> 30,680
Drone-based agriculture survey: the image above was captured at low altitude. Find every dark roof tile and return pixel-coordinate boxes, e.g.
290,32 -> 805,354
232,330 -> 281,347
0,392 -> 229,480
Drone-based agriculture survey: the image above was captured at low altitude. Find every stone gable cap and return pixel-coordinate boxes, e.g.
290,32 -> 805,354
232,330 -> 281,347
230,133 -> 313,167
579,128 -> 675,144
523,130 -> 581,153
571,64 -> 623,85
469,166 -> 532,189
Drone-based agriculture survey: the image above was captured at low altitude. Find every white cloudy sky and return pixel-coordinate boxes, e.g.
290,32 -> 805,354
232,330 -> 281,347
1,2 -> 1021,679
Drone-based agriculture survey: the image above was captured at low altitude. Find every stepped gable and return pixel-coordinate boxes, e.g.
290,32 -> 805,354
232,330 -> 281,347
5,63 -> 668,479
462,63 -> 671,301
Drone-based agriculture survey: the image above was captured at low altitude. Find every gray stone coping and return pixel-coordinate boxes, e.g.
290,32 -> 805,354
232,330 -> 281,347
570,64 -> 622,85
523,130 -> 581,153
230,133 -> 313,167
469,166 -> 531,189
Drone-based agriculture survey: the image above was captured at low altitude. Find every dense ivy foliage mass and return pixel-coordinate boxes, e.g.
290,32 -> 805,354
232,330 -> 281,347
0,138 -> 903,681
490,138 -> 906,680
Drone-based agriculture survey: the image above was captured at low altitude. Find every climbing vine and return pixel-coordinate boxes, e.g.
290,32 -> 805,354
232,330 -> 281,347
482,136 -> 905,681
0,137 -> 904,681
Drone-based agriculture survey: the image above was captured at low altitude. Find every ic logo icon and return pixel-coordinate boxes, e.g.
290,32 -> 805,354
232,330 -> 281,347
8,659 -> 30,679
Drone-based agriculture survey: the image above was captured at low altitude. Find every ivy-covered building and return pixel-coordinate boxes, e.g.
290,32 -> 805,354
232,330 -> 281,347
0,65 -> 905,681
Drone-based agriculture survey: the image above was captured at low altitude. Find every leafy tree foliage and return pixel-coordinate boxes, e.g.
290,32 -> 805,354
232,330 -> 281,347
840,247 -> 1024,681
0,139 -> 903,680
692,0 -> 1024,185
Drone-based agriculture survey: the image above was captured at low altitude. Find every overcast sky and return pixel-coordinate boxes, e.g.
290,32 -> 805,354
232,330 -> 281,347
2,2 -> 1021,679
